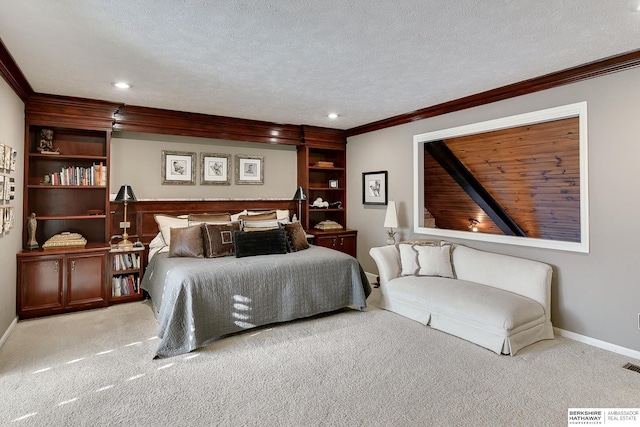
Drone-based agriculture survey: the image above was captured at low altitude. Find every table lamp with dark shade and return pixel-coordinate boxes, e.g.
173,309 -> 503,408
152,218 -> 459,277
292,186 -> 307,225
114,185 -> 137,248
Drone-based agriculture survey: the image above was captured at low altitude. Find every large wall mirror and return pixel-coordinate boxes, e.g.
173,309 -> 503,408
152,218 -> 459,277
413,102 -> 589,253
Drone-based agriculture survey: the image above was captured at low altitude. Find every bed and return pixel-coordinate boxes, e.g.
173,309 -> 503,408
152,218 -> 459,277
128,200 -> 371,358
142,245 -> 370,358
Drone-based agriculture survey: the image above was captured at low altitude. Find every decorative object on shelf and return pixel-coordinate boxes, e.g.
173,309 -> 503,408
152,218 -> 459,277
292,186 -> 307,223
26,213 -> 38,249
37,129 -> 59,154
114,185 -> 137,248
314,161 -> 334,168
329,179 -> 338,188
235,155 -> 264,185
311,197 -> 329,208
42,232 -> 87,249
384,201 -> 399,244
362,170 -> 388,205
329,201 -> 342,209
468,218 -> 480,232
314,220 -> 343,230
201,152 -> 231,185
161,150 -> 196,185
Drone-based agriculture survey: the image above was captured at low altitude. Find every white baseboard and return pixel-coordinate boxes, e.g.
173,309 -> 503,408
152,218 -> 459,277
0,316 -> 18,350
554,327 -> 640,361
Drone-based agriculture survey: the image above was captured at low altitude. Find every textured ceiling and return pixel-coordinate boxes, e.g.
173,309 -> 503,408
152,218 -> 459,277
1,1 -> 639,130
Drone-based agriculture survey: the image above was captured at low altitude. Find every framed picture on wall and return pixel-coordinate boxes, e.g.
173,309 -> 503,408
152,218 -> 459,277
161,150 -> 196,185
362,170 -> 388,205
3,145 -> 11,171
200,153 -> 231,185
10,148 -> 17,171
235,155 -> 264,185
0,143 -> 5,170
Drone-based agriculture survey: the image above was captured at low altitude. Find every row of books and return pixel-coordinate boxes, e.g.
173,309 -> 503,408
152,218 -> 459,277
112,252 -> 141,271
45,163 -> 106,186
112,274 -> 139,297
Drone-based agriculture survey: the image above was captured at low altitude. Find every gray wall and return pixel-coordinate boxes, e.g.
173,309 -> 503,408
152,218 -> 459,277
347,66 -> 640,352
0,77 -> 24,340
111,132 -> 297,200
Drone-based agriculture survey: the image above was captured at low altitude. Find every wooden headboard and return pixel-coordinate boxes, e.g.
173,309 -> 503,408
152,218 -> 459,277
109,199 -> 298,245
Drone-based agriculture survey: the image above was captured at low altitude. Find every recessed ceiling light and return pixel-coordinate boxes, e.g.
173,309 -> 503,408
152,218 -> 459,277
112,82 -> 132,89
327,113 -> 339,119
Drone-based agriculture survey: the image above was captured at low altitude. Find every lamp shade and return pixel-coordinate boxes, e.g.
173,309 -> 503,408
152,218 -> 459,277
292,186 -> 307,201
115,185 -> 137,202
383,201 -> 398,228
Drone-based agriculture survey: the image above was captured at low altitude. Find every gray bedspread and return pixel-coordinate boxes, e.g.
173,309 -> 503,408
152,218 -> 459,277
141,245 -> 371,358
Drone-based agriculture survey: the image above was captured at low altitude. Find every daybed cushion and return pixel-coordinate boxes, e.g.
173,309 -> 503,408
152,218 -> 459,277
385,276 -> 545,332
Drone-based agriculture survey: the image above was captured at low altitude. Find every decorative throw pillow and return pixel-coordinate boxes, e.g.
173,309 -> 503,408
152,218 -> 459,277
239,211 -> 277,221
234,228 -> 289,258
230,210 -> 248,222
154,214 -> 189,246
398,243 -> 420,276
415,244 -> 454,278
202,222 -> 241,257
168,225 -> 204,258
188,213 -> 232,226
283,222 -> 309,251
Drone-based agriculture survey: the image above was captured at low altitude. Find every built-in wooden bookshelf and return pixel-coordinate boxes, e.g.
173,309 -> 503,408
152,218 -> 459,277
109,247 -> 145,303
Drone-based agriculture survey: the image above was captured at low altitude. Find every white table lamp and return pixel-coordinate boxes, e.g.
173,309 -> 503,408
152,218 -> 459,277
384,201 -> 398,244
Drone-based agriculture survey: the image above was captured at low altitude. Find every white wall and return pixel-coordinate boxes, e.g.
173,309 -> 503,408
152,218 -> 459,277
347,66 -> 640,352
111,132 -> 297,200
0,78 -> 24,340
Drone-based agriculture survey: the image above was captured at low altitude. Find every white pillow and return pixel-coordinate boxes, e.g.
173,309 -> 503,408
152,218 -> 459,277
154,214 -> 189,246
415,245 -> 454,278
398,243 -> 419,276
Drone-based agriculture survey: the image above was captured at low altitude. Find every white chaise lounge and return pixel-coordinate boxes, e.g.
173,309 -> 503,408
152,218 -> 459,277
369,242 -> 554,355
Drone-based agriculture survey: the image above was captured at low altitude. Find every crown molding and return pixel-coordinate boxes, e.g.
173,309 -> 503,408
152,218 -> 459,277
0,38 -> 33,102
347,48 -> 640,137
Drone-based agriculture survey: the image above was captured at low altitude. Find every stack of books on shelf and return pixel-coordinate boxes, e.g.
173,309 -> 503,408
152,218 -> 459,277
45,162 -> 106,186
112,252 -> 140,271
112,275 -> 139,297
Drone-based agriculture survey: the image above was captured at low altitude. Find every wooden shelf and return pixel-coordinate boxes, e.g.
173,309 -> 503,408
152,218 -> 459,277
29,153 -> 107,161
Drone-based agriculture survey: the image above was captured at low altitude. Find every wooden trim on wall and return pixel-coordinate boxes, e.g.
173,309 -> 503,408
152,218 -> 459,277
347,48 -> 640,136
301,125 -> 347,149
26,93 -> 119,130
0,38 -> 33,102
113,105 -> 304,146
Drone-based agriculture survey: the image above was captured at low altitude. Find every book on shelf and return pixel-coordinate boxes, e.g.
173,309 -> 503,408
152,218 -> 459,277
44,162 -> 106,186
112,274 -> 139,297
112,253 -> 140,271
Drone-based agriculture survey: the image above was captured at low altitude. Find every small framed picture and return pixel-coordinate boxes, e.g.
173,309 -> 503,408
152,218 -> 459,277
362,170 -> 388,205
3,145 -> 11,171
0,143 -> 5,170
201,153 -> 231,185
3,177 -> 9,201
161,150 -> 196,185
0,207 -> 4,235
236,155 -> 264,185
329,179 -> 339,188
10,148 -> 17,171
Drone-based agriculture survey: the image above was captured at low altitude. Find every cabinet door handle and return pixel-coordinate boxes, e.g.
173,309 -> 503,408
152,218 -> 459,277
54,261 -> 59,273
332,238 -> 336,247
339,238 -> 344,246
71,260 -> 76,272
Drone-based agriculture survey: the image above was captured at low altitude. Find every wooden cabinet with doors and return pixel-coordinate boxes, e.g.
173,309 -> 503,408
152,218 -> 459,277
16,95 -> 119,318
17,246 -> 108,319
307,229 -> 357,258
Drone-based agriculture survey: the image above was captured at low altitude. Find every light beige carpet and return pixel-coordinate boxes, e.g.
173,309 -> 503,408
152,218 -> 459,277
1,289 -> 638,426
